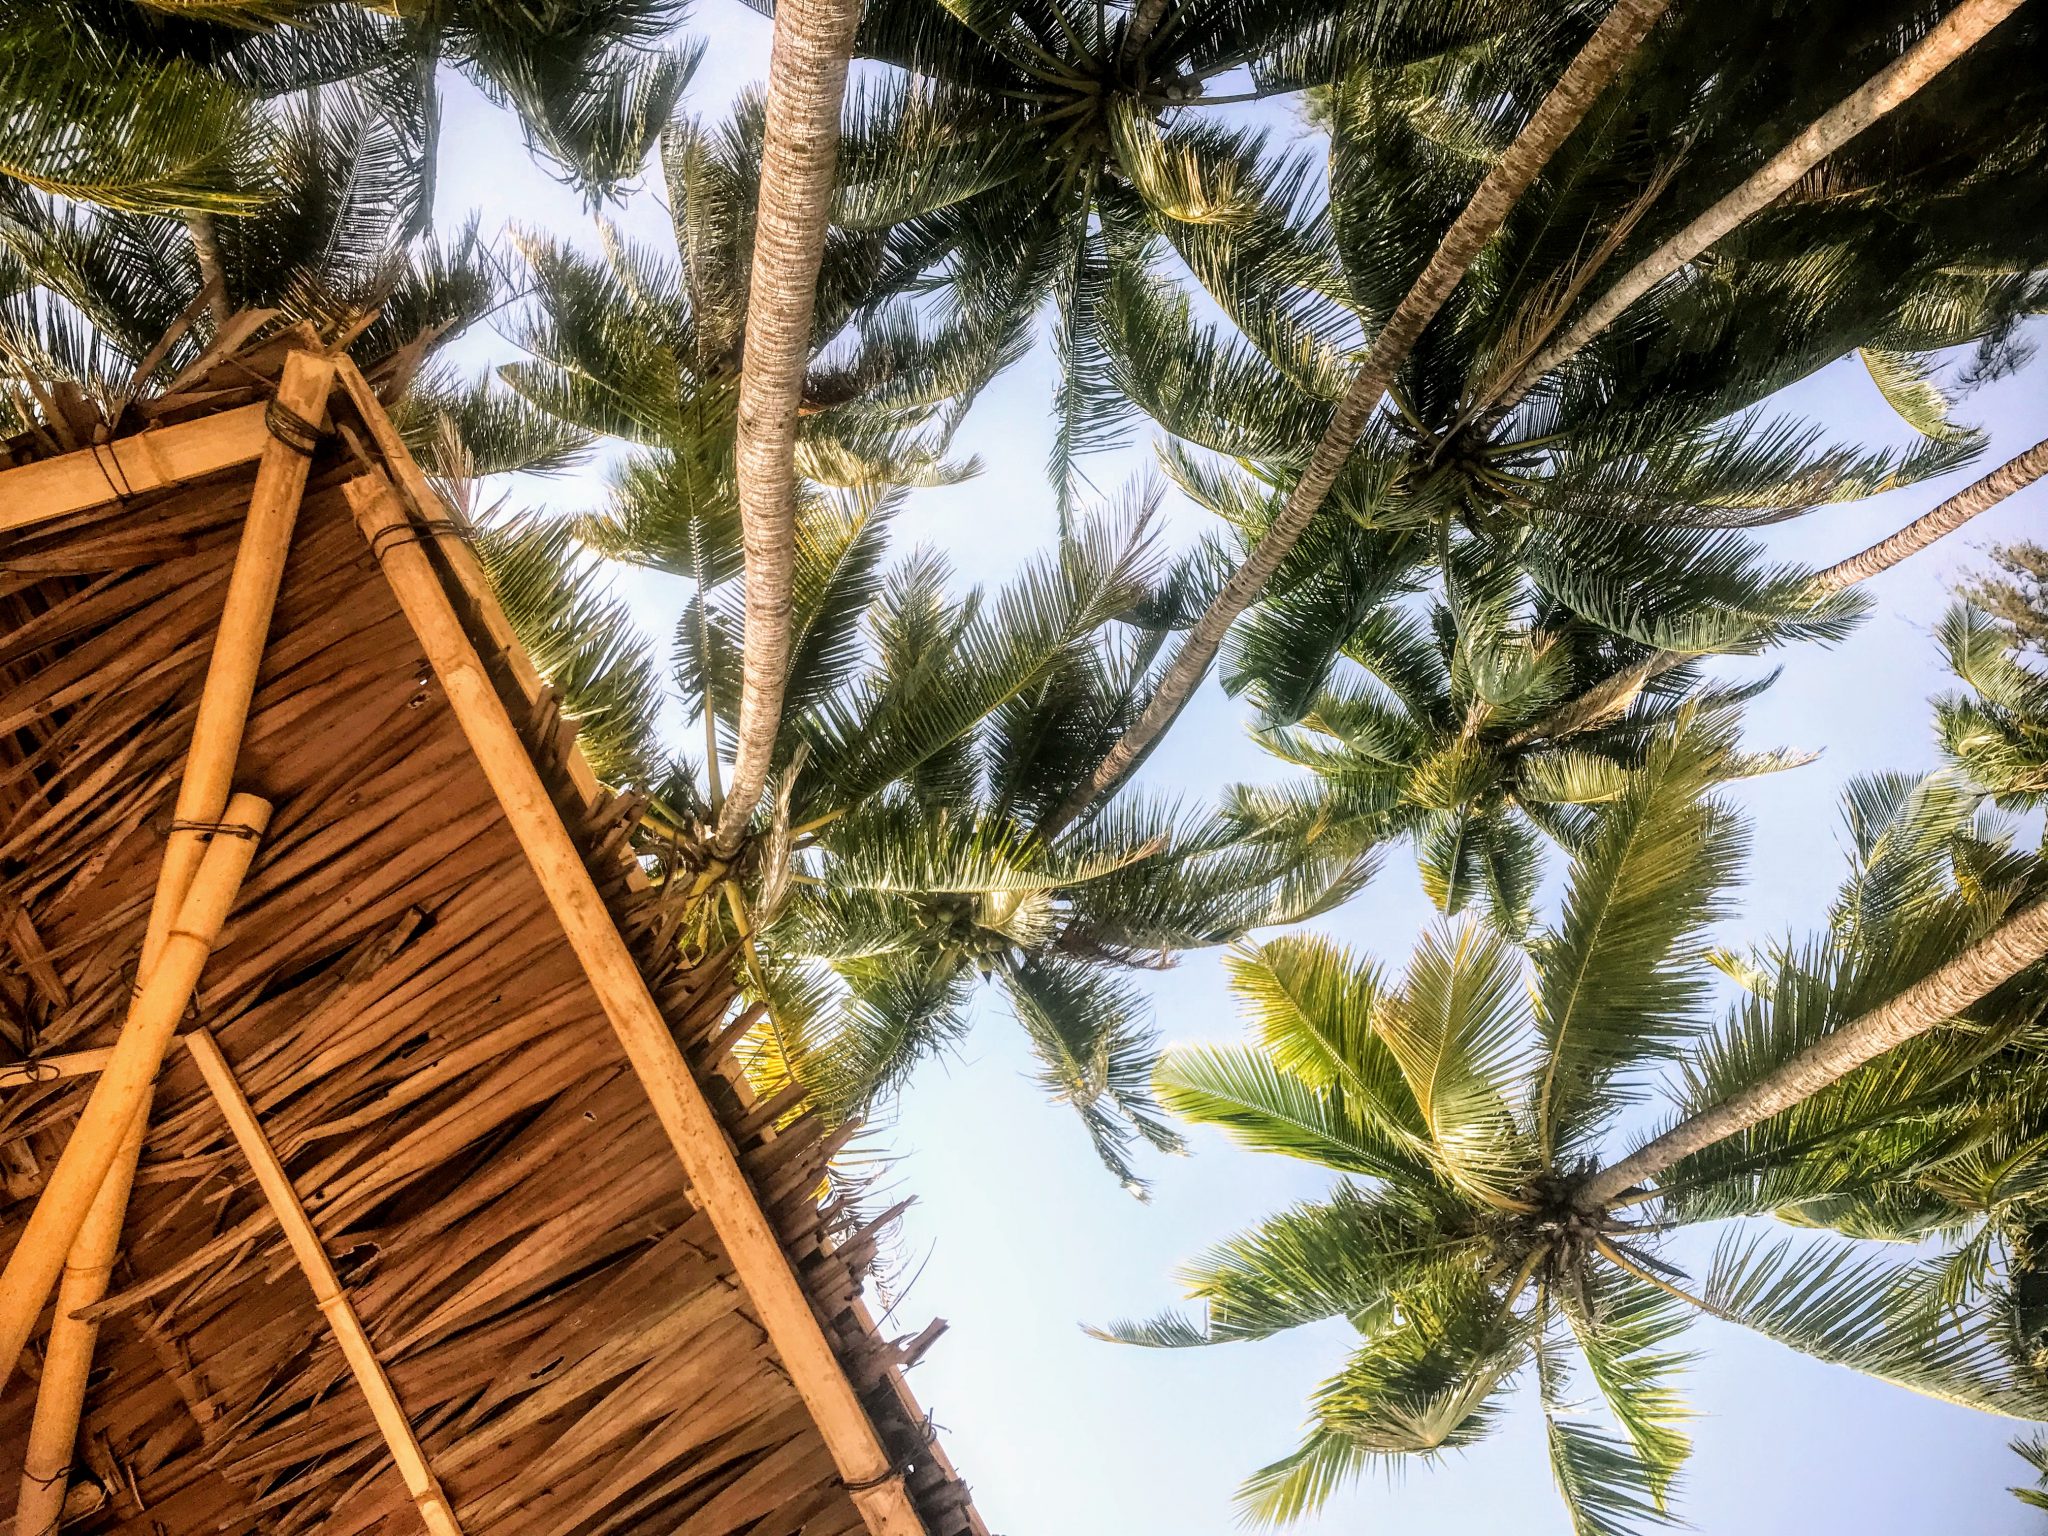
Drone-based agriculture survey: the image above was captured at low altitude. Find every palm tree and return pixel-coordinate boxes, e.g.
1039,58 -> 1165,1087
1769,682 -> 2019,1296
1721,589 -> 2048,1517
1241,551 -> 1804,933
473,470 -> 1375,1182
724,0 -> 865,857
832,0 -> 1615,525
0,87 -> 497,438
1511,430 -> 2048,749
1066,0 -> 2046,818
755,530 -> 1380,1185
1935,599 -> 2048,806
483,95 -> 1014,710
1099,704 -> 2048,1529
1959,540 -> 2048,657
458,93 -> 1361,1182
1812,434 -> 2048,594
3,2 -> 695,220
0,9 -> 264,216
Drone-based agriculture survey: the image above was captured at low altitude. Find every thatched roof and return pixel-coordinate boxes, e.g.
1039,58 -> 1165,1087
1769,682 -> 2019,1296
0,329 -> 986,1536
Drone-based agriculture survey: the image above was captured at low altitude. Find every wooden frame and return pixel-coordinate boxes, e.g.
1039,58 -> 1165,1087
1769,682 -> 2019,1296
3,349 -> 972,1536
345,468 -> 928,1536
0,793 -> 269,1383
183,1029 -> 464,1536
0,402 -> 271,533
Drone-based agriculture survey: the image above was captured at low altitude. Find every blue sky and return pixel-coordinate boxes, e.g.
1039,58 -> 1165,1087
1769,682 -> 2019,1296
432,8 -> 2048,1530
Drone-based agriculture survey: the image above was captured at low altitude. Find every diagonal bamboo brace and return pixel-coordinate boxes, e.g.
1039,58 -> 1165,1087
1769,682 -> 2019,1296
143,349 -> 332,981
0,793 -> 271,1392
183,1029 -> 463,1536
344,469 -> 928,1536
10,349 -> 331,1520
12,1116 -> 141,1536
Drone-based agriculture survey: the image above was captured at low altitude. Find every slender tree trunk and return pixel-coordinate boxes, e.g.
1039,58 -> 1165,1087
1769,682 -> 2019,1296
185,215 -> 232,328
720,0 -> 861,857
1510,432 -> 2048,747
1053,0 -> 1675,827
1123,0 -> 1175,61
1579,897 -> 2048,1209
1489,0 -> 2025,418
1811,432 -> 2048,592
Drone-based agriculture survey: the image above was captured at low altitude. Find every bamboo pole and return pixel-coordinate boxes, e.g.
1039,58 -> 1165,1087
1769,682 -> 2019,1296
141,349 -> 333,979
7,351 -> 332,1513
0,793 -> 269,1390
344,470 -> 928,1536
182,1028 -> 463,1536
0,402 -> 270,533
12,1117 -> 140,1536
0,1048 -> 119,1090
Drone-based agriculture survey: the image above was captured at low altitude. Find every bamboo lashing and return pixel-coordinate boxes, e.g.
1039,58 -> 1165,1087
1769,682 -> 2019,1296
182,1028 -> 464,1536
0,792 -> 270,1388
342,471 -> 929,1536
0,401 -> 270,533
0,1048 -> 121,1090
9,351 -> 332,1529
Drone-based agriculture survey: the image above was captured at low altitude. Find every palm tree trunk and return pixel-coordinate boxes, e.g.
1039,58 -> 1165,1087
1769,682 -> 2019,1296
1508,432 -> 2048,747
1579,896 -> 2048,1209
1052,0 -> 1675,826
1123,0 -> 1175,60
1488,0 -> 2024,418
186,215 -> 232,328
1810,432 -> 2048,593
720,0 -> 861,857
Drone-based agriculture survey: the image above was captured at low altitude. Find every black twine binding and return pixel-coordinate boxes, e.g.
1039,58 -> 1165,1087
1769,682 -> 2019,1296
843,1416 -> 937,1493
169,819 -> 262,841
843,1463 -> 914,1494
88,440 -> 136,503
366,518 -> 469,560
264,396 -> 328,456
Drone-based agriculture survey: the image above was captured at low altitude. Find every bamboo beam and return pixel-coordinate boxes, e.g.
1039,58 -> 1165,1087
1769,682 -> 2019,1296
8,351 -> 334,1522
13,1118 -> 140,1536
141,351 -> 334,979
0,793 -> 269,1389
344,470 -> 928,1536
182,1028 -> 463,1536
0,402 -> 269,533
0,1047 -> 118,1090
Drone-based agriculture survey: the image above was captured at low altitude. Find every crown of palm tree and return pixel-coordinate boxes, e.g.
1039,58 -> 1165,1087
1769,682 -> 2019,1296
2,1 -> 696,220
830,0 -> 1568,519
1241,539 -> 1809,932
459,157 -> 1377,1184
1715,571 -> 2048,1516
1936,600 -> 2048,807
480,93 -> 1021,489
1101,24 -> 2048,686
0,94 -> 496,435
1055,0 -> 2048,795
472,465 -> 1380,1183
1099,703 -> 2048,1531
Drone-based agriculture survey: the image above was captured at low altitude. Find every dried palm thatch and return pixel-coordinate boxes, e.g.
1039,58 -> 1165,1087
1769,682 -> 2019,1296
0,324 -> 985,1536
